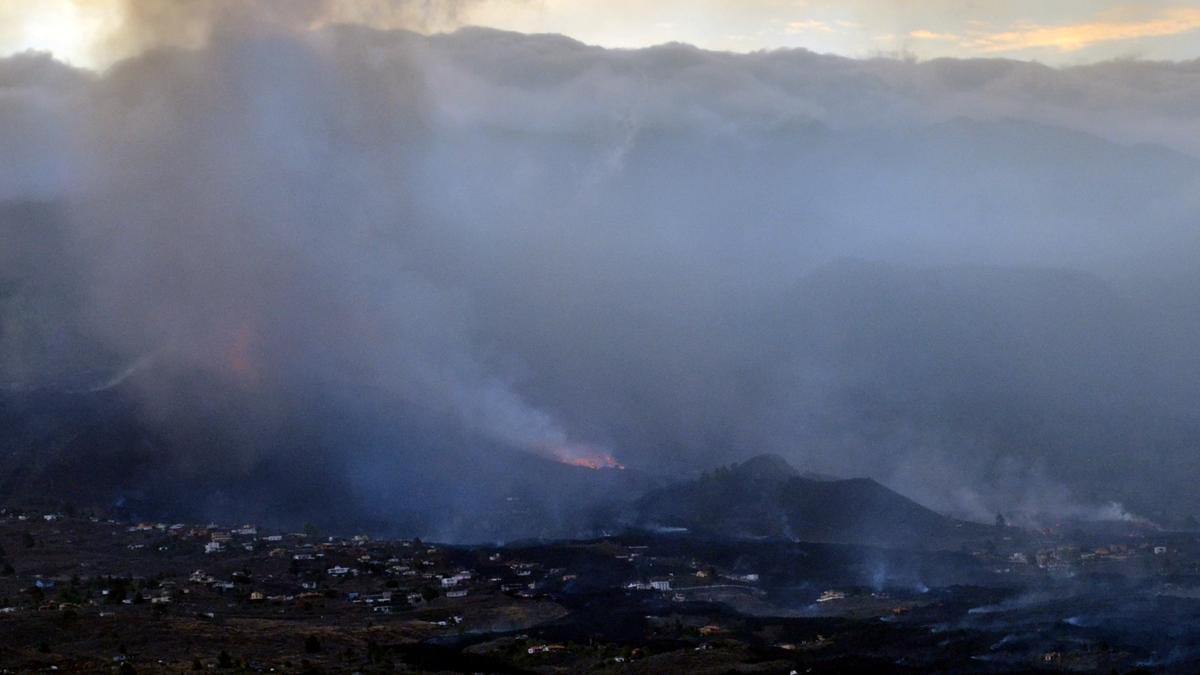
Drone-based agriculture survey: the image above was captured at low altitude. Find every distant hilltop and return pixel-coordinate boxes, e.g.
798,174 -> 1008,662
634,454 -> 991,548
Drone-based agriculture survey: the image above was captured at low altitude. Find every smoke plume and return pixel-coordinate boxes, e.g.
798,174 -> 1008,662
2,10 -> 1200,534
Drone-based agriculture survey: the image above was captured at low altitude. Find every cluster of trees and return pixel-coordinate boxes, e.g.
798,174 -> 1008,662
0,541 -> 14,576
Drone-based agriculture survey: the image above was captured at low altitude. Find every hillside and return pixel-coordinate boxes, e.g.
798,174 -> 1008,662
0,384 -> 664,543
635,454 -> 991,548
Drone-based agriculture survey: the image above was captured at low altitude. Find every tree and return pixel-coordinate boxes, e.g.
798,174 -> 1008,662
105,577 -> 129,604
56,609 -> 78,629
304,635 -> 322,654
58,587 -> 83,605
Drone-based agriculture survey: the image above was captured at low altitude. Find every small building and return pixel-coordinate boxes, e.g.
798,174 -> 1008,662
527,644 -> 566,655
441,572 -> 470,588
817,590 -> 846,603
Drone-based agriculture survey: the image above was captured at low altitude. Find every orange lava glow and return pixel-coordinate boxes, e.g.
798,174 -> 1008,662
224,322 -> 260,385
559,454 -> 625,470
549,444 -> 625,470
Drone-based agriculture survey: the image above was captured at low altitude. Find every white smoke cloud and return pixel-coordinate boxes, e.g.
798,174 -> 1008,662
2,18 -> 1200,530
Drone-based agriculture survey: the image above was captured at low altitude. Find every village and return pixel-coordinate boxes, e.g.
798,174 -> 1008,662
0,506 -> 784,618
4,505 -> 1200,672
967,520 -> 1200,580
0,505 -> 802,672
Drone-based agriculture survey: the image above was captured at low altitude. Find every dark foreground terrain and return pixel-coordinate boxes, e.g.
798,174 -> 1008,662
2,507 -> 1200,673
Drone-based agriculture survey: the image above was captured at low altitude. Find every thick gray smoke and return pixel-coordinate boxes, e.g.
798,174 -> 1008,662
2,16 -> 1200,535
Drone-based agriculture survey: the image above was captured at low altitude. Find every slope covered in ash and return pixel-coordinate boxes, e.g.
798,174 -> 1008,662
635,454 -> 990,548
0,381 -> 664,543
0,388 -> 155,509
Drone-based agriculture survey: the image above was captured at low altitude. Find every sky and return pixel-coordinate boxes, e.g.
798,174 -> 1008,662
1,0 -> 1199,70
2,1 -> 1200,538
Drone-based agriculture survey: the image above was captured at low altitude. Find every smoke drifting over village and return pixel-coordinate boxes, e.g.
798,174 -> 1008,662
2,4 -> 1200,535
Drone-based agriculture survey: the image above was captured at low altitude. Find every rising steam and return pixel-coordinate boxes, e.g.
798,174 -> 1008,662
2,6 -> 1200,533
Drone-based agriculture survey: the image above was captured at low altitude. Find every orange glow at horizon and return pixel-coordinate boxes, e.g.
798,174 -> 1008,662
4,1 -> 1199,71
962,8 -> 1200,53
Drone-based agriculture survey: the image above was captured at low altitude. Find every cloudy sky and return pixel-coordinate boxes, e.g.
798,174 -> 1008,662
2,0 -> 1199,69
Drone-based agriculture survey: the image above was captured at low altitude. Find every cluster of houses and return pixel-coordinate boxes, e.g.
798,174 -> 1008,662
5,506 -> 760,624
979,540 -> 1183,577
156,522 -> 586,616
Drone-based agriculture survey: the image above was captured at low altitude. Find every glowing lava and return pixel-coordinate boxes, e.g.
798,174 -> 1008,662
223,322 -> 260,385
549,444 -> 625,470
